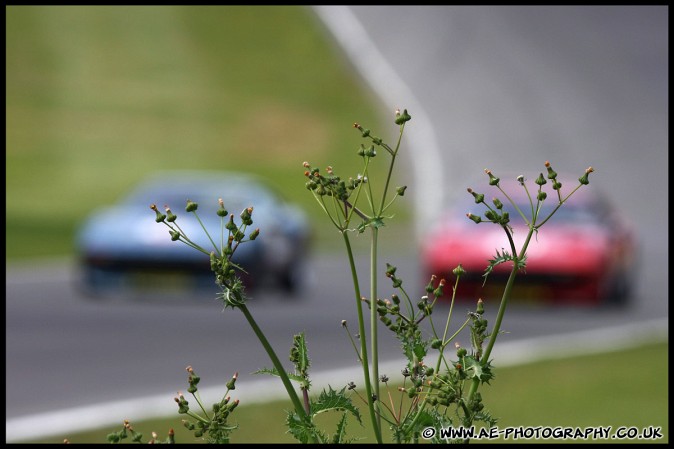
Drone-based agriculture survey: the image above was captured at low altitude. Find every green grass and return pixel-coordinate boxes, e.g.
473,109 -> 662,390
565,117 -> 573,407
6,5 -> 410,261
34,341 -> 667,444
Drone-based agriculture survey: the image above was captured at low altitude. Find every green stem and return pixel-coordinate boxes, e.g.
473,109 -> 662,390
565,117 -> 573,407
342,232 -> 383,444
465,226 -> 536,439
370,226 -> 381,433
238,303 -> 314,439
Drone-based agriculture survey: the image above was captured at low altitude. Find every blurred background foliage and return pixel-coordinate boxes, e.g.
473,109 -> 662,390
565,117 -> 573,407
6,5 -> 403,261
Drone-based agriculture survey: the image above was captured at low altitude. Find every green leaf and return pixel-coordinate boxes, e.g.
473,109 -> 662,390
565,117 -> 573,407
462,356 -> 494,384
331,413 -> 349,444
290,332 -> 311,378
310,386 -> 362,424
286,411 -> 322,444
356,216 -> 386,233
253,367 -> 307,386
482,248 -> 527,286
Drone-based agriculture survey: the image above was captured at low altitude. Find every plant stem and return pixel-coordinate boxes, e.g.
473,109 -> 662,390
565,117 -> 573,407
342,232 -> 383,444
465,225 -> 536,439
238,303 -> 314,439
370,226 -> 381,433
303,388 -> 310,416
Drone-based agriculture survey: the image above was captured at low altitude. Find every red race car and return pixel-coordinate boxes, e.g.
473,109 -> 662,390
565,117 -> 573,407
421,174 -> 637,306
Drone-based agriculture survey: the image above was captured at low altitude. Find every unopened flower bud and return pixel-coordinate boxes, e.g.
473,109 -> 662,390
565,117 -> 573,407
552,180 -> 562,190
501,211 -> 510,224
579,166 -> 594,185
431,338 -> 442,349
484,210 -> 497,221
347,381 -> 356,390
467,187 -> 485,204
151,204 -> 167,223
545,161 -> 558,180
537,191 -> 547,201
226,372 -> 238,390
364,145 -> 376,157
535,173 -> 547,186
476,298 -> 484,315
228,399 -> 240,412
425,274 -> 437,293
170,230 -> 181,241
492,198 -> 503,209
394,108 -> 412,125
452,264 -> 465,277
185,200 -> 198,212
240,207 -> 253,225
249,228 -> 260,240
217,198 -> 228,217
467,213 -> 482,224
165,206 -> 177,222
396,185 -> 407,196
226,214 -> 237,231
485,169 -> 500,186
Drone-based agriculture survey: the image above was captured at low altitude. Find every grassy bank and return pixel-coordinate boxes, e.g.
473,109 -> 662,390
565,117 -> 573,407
32,341 -> 668,444
6,6 -> 408,261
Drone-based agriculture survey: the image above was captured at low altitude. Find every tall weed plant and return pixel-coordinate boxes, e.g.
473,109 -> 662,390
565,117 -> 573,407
78,110 -> 596,444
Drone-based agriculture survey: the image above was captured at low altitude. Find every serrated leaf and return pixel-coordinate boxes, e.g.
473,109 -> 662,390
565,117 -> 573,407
482,248 -> 526,286
331,413 -> 349,444
253,367 -> 306,385
310,386 -> 362,424
462,356 -> 494,384
290,332 -> 310,378
286,411 -> 321,444
413,343 -> 427,361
